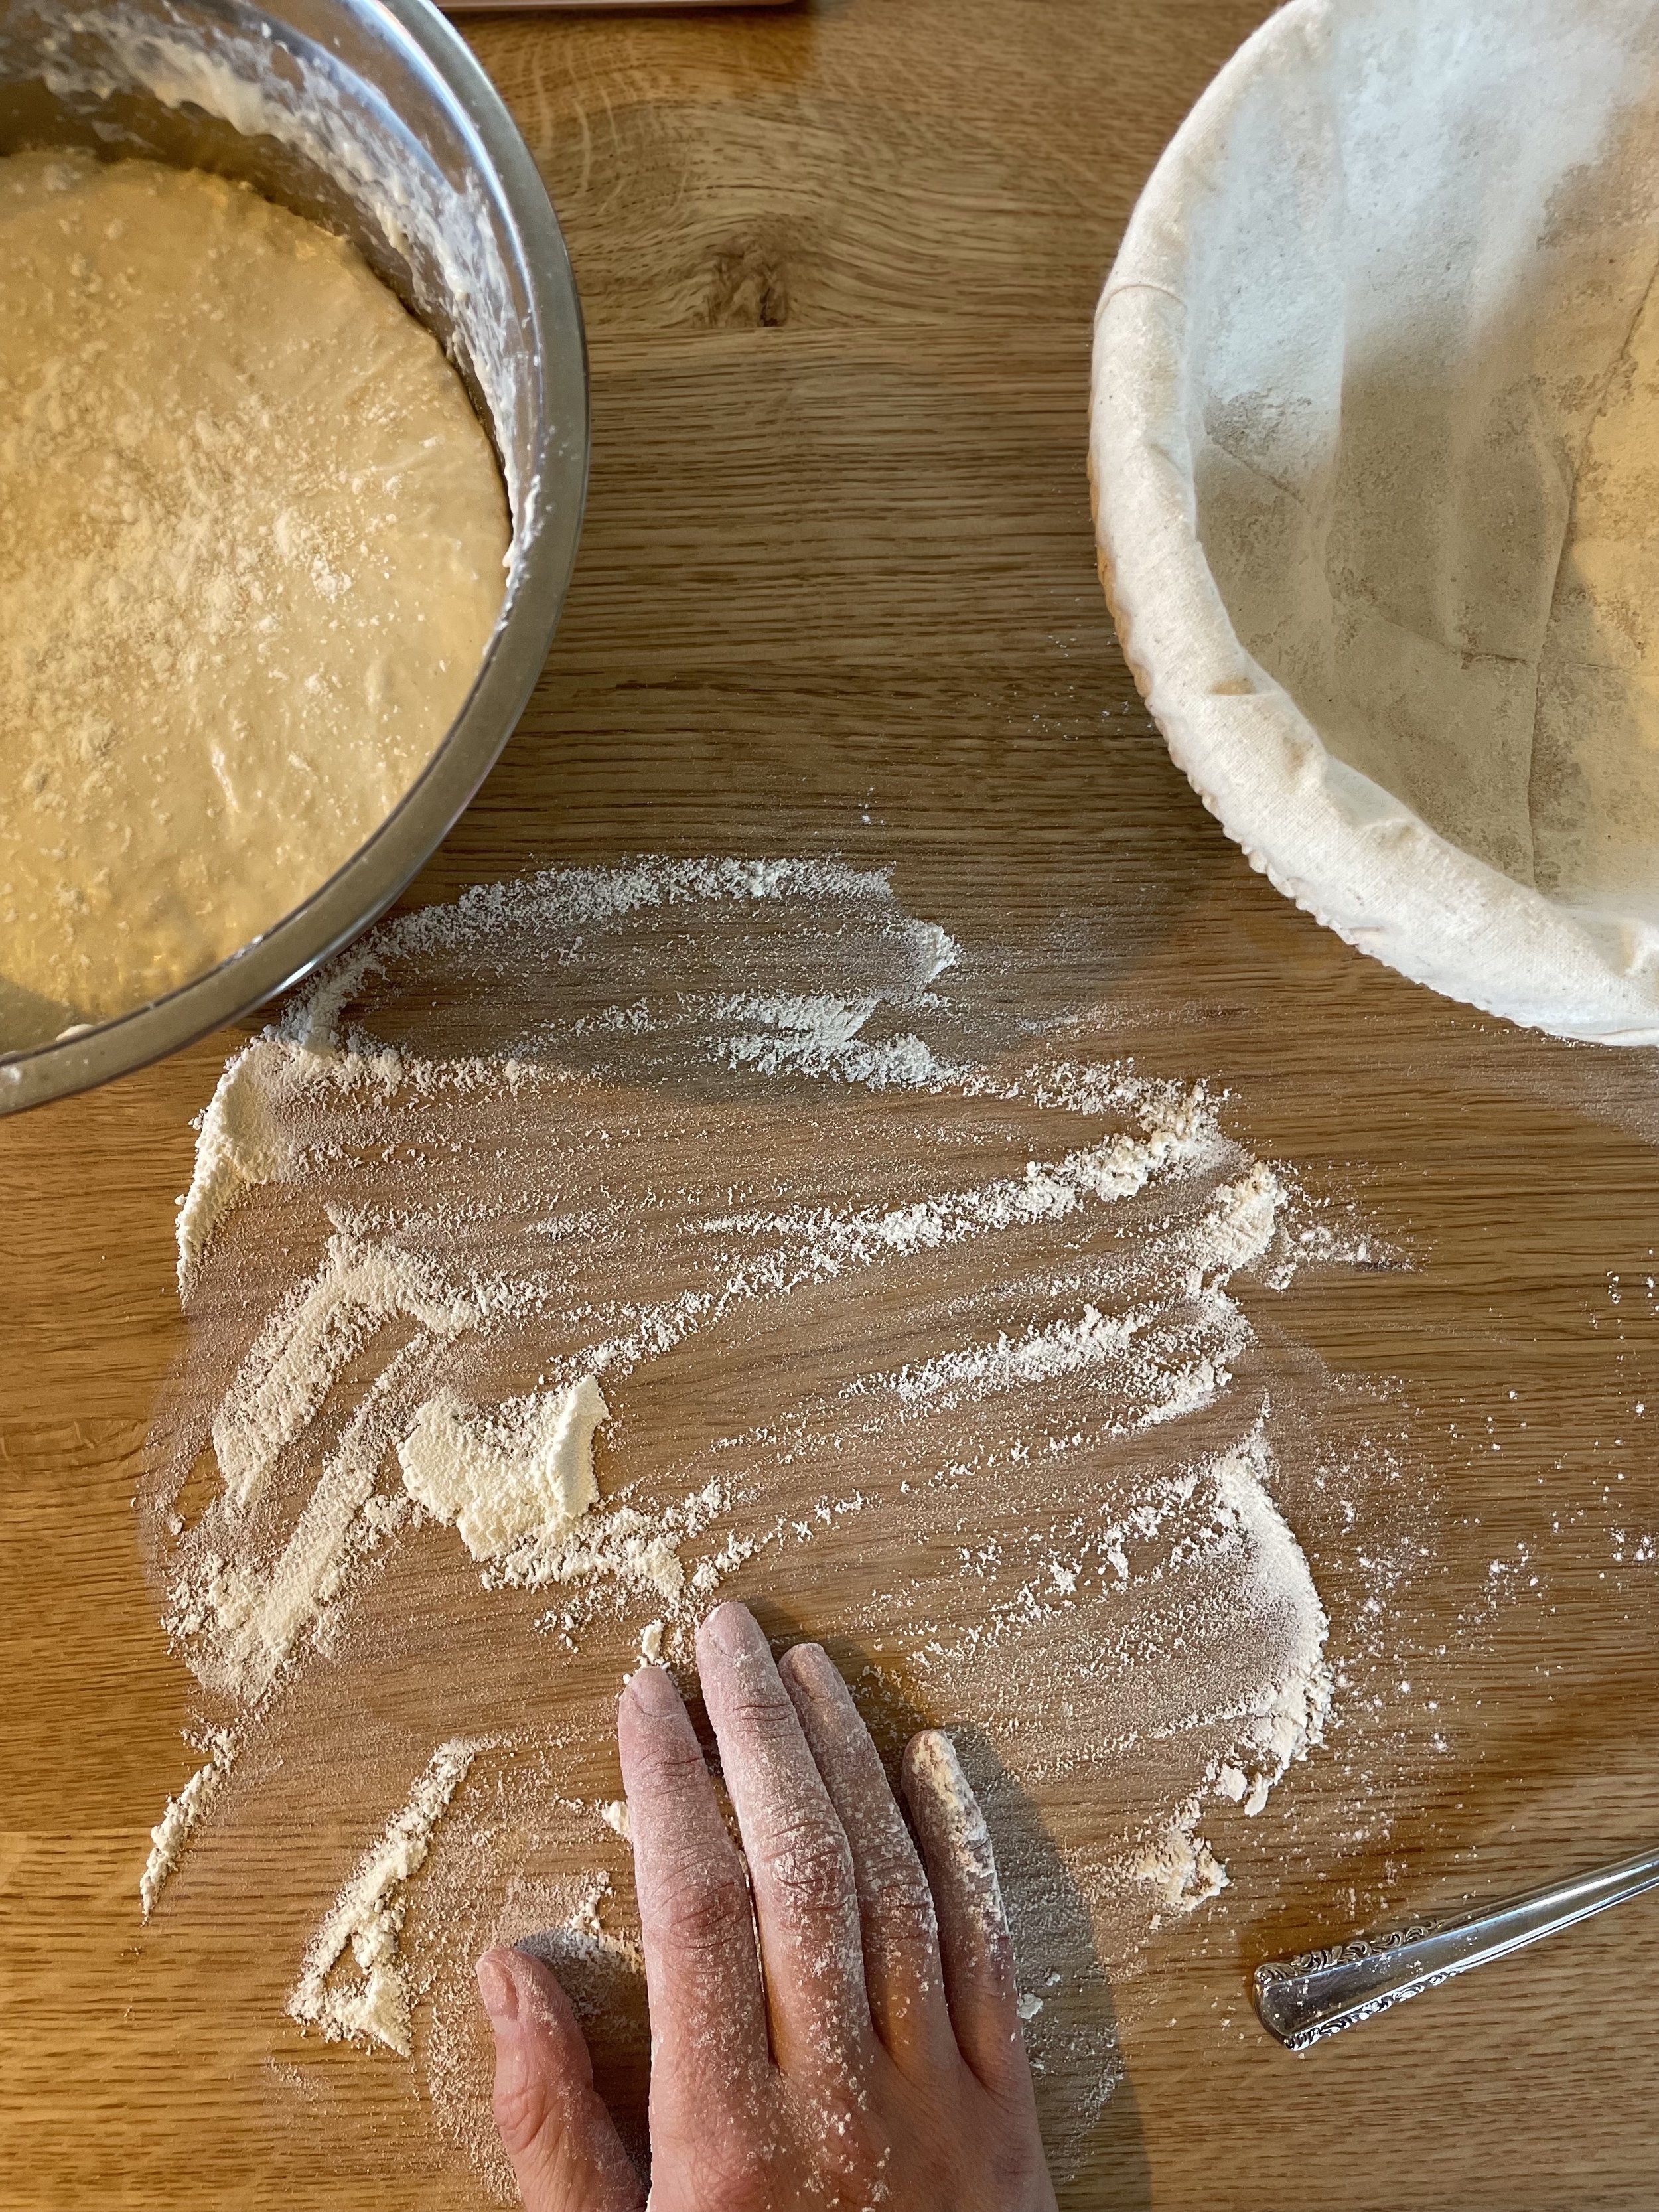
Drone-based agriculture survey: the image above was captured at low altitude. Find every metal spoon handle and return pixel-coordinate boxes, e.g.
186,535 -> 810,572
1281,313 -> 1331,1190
441,3 -> 792,11
1253,1844 -> 1659,2051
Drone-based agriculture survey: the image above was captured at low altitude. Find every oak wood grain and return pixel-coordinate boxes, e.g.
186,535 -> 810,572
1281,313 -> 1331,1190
5,3 -> 1659,2206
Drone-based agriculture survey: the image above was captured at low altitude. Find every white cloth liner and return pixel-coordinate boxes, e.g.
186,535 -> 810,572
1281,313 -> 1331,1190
1092,0 -> 1659,1043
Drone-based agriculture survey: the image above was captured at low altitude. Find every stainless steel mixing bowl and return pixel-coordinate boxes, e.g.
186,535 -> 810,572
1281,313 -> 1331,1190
0,0 -> 589,1112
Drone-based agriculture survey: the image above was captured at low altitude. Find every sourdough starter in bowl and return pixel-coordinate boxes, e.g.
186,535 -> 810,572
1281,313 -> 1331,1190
0,149 -> 509,1049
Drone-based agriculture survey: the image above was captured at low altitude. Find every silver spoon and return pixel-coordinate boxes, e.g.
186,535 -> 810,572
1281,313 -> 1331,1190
441,3 -> 793,13
1253,1842 -> 1659,2051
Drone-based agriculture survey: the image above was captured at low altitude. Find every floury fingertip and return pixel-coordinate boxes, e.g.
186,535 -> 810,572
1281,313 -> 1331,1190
699,1599 -> 758,1653
476,1951 -> 519,2026
626,1663 -> 682,1716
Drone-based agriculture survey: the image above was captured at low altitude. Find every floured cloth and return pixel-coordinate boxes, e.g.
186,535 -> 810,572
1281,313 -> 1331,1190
1093,0 -> 1659,1043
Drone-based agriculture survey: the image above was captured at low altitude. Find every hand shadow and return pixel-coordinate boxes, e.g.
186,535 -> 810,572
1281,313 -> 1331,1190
516,1922 -> 653,2181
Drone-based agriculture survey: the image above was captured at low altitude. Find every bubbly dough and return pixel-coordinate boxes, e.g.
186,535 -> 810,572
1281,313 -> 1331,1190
0,151 -> 510,1046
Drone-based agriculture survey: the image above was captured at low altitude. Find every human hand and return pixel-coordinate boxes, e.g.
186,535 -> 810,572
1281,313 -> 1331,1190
476,1600 -> 1058,2211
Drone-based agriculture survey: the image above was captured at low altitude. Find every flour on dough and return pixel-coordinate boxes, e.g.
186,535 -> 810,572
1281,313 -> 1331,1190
0,152 -> 509,1045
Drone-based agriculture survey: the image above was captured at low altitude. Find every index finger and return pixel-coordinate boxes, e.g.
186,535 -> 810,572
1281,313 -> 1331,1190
618,1662 -> 770,2110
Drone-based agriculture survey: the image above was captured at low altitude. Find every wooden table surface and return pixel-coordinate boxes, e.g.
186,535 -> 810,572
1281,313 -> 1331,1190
6,3 -> 1659,2206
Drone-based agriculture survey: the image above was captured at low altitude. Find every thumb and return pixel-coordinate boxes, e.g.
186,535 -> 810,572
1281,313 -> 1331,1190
477,1948 -> 644,2212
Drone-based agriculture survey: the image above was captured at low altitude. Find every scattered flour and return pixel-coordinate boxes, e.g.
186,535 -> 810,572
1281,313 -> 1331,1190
289,1739 -> 478,2057
175,1041 -> 297,1291
1128,1805 -> 1230,1921
397,1378 -> 610,1560
139,1726 -> 238,1919
138,855 -> 1398,2181
212,1231 -> 481,1511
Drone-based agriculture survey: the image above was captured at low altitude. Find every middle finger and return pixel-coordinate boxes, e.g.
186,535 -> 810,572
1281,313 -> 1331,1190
778,1640 -> 958,2075
696,1602 -> 875,2077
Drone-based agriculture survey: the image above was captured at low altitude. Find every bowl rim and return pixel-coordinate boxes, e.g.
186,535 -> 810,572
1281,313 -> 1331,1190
0,0 -> 591,1112
1088,0 -> 1659,1047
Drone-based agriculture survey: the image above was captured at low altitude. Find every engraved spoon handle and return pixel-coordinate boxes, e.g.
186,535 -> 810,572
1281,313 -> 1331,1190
1253,1844 -> 1659,2051
441,3 -> 792,12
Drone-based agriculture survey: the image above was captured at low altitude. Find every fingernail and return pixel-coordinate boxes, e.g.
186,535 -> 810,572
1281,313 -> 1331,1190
627,1662 -> 681,1715
782,1641 -> 839,1698
476,1952 -> 520,2025
700,1599 -> 757,1654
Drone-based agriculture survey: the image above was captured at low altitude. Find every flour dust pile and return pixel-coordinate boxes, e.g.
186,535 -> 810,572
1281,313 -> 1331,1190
141,857 -> 1396,2189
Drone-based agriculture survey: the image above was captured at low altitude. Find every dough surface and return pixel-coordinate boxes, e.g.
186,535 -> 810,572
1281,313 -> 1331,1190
0,152 -> 510,1047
